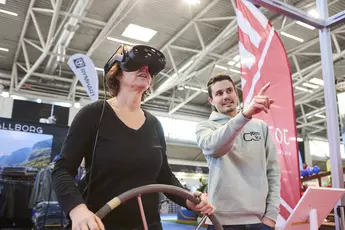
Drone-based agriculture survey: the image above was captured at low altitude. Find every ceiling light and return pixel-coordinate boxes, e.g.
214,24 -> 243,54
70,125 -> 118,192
296,21 -> 315,30
308,9 -> 319,19
229,68 -> 241,74
295,86 -> 313,93
122,24 -> 157,42
1,91 -> 9,97
215,65 -> 228,70
302,82 -> 319,89
74,102 -> 81,108
0,8 -> 17,16
36,99 -> 42,103
0,0 -> 6,4
309,78 -> 324,86
236,63 -> 241,68
185,86 -> 201,91
315,114 -> 326,119
227,61 -> 235,66
0,47 -> 9,52
184,0 -> 200,4
177,85 -> 184,90
233,55 -> 240,61
183,85 -> 208,93
106,37 -> 137,46
297,137 -> 304,142
11,95 -> 27,100
54,102 -> 71,107
280,32 -> 304,42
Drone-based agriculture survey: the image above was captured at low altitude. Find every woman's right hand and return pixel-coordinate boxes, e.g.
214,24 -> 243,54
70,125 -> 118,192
70,204 -> 105,230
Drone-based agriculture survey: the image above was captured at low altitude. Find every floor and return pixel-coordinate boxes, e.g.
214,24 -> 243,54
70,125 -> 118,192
161,221 -> 205,229
161,214 -> 207,230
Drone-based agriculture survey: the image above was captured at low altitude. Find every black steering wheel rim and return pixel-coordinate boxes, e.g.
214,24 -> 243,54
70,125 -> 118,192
95,184 -> 223,230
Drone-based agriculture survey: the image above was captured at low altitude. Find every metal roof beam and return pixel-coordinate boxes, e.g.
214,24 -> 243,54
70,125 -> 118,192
10,0 -> 37,92
144,0 -> 335,106
154,20 -> 303,113
160,0 -> 221,53
43,0 -> 94,75
15,0 -> 65,90
308,127 -> 326,135
68,0 -> 137,100
295,90 -> 324,106
297,119 -> 325,128
32,7 -> 107,27
247,0 -> 325,29
144,19 -> 237,103
161,21 -> 344,115
168,89 -> 205,115
293,50 -> 345,87
297,106 -> 326,121
327,10 -> 345,28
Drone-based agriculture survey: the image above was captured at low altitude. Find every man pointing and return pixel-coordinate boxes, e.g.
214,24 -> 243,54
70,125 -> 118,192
195,74 -> 281,230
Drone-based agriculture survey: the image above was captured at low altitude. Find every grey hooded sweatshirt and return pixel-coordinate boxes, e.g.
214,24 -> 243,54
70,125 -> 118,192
195,111 -> 280,225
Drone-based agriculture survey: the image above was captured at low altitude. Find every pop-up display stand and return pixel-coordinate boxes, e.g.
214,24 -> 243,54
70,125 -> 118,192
282,187 -> 345,230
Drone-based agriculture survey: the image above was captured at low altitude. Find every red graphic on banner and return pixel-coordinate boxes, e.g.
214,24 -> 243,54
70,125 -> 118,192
236,0 -> 301,221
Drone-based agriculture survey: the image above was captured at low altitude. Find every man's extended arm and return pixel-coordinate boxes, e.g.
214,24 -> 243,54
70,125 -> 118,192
263,123 -> 281,222
195,112 -> 250,157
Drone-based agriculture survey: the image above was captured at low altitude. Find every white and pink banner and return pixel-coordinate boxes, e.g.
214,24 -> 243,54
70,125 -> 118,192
235,0 -> 301,225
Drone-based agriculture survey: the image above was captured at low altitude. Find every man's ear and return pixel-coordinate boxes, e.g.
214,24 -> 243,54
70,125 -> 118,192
208,97 -> 213,105
234,86 -> 239,95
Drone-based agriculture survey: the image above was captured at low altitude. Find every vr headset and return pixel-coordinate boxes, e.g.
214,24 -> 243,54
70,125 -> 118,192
104,44 -> 166,77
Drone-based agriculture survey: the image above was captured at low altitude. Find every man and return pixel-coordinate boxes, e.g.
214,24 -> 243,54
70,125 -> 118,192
195,74 -> 280,230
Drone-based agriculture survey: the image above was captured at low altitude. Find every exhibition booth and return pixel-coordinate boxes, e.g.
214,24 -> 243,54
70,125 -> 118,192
0,116 -> 69,228
0,97 -> 210,228
0,95 -> 343,229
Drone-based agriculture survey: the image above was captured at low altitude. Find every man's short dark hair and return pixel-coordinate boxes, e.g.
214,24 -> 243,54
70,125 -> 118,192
207,74 -> 236,98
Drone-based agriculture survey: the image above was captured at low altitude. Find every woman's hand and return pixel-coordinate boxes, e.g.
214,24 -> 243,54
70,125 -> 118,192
69,204 -> 105,230
186,192 -> 215,216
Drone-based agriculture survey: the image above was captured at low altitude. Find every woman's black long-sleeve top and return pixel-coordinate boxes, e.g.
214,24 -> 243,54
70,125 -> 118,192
51,101 -> 187,229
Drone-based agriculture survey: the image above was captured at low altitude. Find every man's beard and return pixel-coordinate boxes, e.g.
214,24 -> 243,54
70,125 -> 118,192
222,106 -> 236,114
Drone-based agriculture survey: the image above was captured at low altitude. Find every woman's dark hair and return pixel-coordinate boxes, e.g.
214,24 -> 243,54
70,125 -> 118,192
106,62 -> 123,97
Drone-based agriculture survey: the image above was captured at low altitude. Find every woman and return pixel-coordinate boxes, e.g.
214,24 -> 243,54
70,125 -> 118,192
51,45 -> 214,230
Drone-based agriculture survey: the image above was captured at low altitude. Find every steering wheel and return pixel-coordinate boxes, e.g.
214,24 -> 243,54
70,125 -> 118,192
95,184 -> 223,230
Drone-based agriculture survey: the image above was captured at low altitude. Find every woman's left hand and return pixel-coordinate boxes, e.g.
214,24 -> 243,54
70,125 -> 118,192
186,192 -> 215,216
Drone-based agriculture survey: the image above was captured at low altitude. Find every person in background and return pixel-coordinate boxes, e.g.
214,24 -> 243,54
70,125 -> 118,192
195,74 -> 281,230
52,45 -> 215,230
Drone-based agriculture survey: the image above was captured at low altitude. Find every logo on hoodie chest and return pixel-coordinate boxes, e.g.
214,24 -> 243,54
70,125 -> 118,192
243,131 -> 261,142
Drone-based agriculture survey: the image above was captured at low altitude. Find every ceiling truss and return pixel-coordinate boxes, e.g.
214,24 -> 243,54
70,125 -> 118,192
1,0 -> 345,140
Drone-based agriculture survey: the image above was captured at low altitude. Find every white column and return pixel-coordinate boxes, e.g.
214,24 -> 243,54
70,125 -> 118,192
0,97 -> 14,118
303,136 -> 313,166
68,106 -> 81,126
317,1 -> 344,230
68,99 -> 92,126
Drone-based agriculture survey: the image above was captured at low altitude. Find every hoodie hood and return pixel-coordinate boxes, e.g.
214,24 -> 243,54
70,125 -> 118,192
209,111 -> 235,124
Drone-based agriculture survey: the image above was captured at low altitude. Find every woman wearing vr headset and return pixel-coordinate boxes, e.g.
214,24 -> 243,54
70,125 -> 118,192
52,45 -> 214,230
